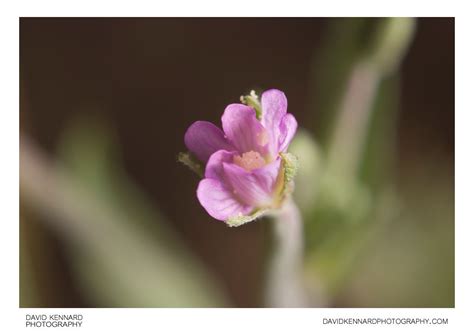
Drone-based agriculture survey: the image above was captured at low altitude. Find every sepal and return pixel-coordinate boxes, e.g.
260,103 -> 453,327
225,209 -> 269,227
178,151 -> 204,178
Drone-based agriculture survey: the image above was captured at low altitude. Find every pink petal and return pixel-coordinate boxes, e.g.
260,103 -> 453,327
205,149 -> 237,180
261,89 -> 288,154
278,113 -> 298,152
221,104 -> 269,156
184,121 -> 234,162
197,178 -> 252,221
252,158 -> 282,195
222,158 -> 281,207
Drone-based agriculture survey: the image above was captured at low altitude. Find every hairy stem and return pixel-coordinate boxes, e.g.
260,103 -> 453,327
265,198 -> 308,307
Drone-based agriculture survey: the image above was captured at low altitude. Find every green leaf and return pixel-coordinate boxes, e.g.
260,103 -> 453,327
290,130 -> 323,215
368,18 -> 416,75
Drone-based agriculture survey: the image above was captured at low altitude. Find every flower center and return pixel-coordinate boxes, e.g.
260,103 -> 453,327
233,151 -> 266,171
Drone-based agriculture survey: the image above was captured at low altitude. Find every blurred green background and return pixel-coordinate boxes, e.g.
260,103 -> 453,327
20,18 -> 454,307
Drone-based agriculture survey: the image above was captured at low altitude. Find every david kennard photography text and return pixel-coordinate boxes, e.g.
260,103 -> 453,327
25,314 -> 83,328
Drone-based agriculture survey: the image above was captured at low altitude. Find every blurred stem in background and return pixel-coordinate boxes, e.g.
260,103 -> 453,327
327,18 -> 416,180
326,61 -> 379,180
237,18 -> 416,307
290,18 -> 416,305
20,121 -> 229,307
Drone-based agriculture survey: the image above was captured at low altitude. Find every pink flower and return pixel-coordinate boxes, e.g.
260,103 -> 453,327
184,89 -> 298,223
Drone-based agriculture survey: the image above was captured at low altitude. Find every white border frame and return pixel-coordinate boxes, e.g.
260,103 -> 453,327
2,1 -> 472,333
